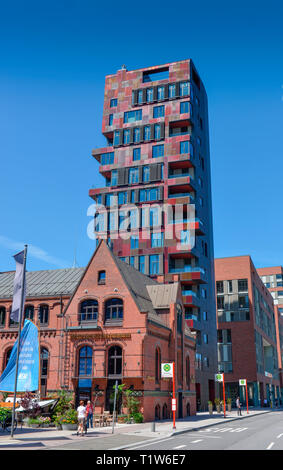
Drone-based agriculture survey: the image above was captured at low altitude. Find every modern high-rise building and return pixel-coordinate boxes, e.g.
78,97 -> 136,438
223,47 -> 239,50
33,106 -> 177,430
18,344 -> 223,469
89,60 -> 217,409
215,256 -> 281,406
257,266 -> 283,394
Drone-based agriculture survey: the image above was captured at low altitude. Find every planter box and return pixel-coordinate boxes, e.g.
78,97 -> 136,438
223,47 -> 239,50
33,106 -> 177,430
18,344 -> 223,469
61,423 -> 77,431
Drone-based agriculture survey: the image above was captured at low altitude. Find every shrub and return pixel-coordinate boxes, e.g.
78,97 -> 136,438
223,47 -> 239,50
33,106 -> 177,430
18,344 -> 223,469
132,412 -> 143,423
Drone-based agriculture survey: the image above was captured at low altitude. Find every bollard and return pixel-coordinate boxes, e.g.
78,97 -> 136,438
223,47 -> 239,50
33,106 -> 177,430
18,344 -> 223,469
151,422 -> 156,432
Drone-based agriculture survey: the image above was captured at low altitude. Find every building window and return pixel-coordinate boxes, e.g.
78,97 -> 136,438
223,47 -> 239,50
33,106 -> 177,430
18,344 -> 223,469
110,98 -> 117,108
238,279 -> 248,292
142,166 -> 150,183
5,348 -> 12,367
133,148 -> 141,161
180,141 -> 189,154
131,235 -> 139,249
123,129 -> 130,145
144,125 -> 151,141
155,348 -> 161,383
118,191 -> 127,205
153,105 -> 165,118
216,281 -> 224,293
40,347 -> 49,397
24,305 -> 34,321
152,144 -> 164,158
149,254 -> 159,275
78,346 -> 93,376
139,255 -> 145,274
129,167 -> 139,184
133,127 -> 140,143
186,357 -> 190,388
180,101 -> 189,114
157,86 -> 165,100
39,305 -> 49,326
98,270 -> 106,284
154,124 -> 161,140
180,81 -> 189,96
101,152 -> 114,165
0,307 -> 6,327
105,298 -> 123,322
80,299 -> 98,323
169,84 -> 176,98
203,334 -> 208,344
124,109 -> 142,123
146,88 -> 154,102
137,90 -> 143,103
109,114 -> 113,126
151,232 -> 164,248
217,296 -> 224,310
111,169 -> 118,186
108,346 -> 122,376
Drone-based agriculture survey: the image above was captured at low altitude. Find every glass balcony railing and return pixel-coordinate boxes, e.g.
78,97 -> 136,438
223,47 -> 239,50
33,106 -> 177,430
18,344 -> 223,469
169,217 -> 203,225
169,266 -> 205,274
182,290 -> 198,297
168,173 -> 192,179
168,193 -> 195,200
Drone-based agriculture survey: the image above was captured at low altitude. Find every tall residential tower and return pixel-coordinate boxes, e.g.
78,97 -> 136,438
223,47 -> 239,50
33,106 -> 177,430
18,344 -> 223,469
89,60 -> 216,409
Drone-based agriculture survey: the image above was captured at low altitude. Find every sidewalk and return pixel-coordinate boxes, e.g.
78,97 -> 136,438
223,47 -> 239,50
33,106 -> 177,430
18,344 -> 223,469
0,407 -> 277,450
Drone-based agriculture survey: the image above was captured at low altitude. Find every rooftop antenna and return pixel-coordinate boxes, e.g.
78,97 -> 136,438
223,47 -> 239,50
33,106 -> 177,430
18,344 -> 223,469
72,246 -> 78,268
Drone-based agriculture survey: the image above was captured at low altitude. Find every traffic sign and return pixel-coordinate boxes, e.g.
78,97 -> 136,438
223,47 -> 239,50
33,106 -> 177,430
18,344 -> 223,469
215,373 -> 223,382
161,363 -> 174,378
239,379 -> 247,386
172,398 -> 177,411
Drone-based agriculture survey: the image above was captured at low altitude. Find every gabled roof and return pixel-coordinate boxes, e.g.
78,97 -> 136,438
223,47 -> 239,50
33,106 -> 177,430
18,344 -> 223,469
0,268 -> 85,299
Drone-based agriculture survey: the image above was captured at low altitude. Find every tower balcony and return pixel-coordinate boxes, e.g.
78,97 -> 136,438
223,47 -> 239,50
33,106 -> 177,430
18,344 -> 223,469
182,290 -> 201,308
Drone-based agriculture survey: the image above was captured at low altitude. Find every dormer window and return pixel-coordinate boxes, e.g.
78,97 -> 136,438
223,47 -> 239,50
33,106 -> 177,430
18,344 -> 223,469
98,271 -> 106,285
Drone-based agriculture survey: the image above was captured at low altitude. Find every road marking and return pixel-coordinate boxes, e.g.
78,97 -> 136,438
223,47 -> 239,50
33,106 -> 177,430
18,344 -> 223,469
190,440 -> 203,443
173,444 -> 187,449
267,442 -> 275,450
130,437 -> 174,450
230,427 -> 248,433
277,433 -> 283,439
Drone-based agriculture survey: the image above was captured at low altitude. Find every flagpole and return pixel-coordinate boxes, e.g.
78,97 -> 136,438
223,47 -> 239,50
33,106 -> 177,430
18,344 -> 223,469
10,245 -> 27,439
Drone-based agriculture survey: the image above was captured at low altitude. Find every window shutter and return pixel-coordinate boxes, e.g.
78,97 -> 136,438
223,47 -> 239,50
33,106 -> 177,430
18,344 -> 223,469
142,88 -> 147,104
159,254 -> 164,274
164,84 -> 169,99
159,185 -> 164,200
138,166 -> 143,183
153,86 -> 158,101
160,122 -> 165,139
117,168 -> 126,186
150,124 -> 155,141
150,164 -> 158,182
129,128 -> 134,144
119,131 -> 123,146
132,90 -> 138,106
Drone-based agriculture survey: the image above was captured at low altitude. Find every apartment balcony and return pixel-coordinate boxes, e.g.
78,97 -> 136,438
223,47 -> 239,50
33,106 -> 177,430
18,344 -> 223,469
167,175 -> 195,192
182,290 -> 201,308
168,217 -> 205,236
168,154 -> 194,168
185,317 -> 201,332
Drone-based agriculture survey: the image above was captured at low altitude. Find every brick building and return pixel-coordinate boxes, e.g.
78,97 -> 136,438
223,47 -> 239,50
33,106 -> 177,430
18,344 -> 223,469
0,241 -> 196,421
215,256 -> 281,406
257,266 -> 283,392
89,60 -> 216,409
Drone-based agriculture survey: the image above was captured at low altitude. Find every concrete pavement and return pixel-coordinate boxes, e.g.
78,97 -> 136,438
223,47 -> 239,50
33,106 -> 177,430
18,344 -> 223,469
0,407 -> 275,450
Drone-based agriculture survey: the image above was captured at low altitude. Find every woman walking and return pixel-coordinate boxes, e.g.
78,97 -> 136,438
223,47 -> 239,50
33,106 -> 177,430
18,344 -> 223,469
86,400 -> 94,429
77,400 -> 87,436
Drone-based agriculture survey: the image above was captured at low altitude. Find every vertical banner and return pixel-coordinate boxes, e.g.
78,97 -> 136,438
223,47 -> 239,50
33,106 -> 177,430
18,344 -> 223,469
10,250 -> 26,323
0,320 -> 39,392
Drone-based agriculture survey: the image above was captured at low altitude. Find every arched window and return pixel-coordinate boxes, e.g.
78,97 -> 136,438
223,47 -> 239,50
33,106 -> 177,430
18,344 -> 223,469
5,348 -> 13,368
162,403 -> 168,420
108,346 -> 122,377
155,348 -> 161,383
24,305 -> 34,321
177,304 -> 182,334
155,404 -> 161,420
39,305 -> 49,326
78,346 -> 93,377
40,347 -> 49,398
186,357 -> 190,388
80,299 -> 98,323
105,298 -> 123,322
0,306 -> 6,327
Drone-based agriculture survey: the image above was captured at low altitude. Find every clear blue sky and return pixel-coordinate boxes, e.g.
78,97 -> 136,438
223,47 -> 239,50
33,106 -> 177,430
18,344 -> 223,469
0,0 -> 282,272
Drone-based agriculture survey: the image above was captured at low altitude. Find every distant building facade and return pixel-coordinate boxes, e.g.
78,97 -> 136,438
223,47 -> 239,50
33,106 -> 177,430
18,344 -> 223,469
0,241 -> 196,421
215,256 -> 281,406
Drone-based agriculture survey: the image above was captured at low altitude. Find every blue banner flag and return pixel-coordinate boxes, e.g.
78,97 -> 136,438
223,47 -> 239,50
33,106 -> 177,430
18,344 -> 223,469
0,320 -> 39,392
10,250 -> 26,323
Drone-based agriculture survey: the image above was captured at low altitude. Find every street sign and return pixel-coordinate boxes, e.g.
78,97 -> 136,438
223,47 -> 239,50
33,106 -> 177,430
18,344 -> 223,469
161,363 -> 174,378
265,371 -> 273,378
215,373 -> 223,382
172,398 -> 177,411
239,379 -> 247,386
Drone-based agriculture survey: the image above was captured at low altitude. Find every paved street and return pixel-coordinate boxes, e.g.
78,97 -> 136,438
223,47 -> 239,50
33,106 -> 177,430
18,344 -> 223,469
123,411 -> 283,451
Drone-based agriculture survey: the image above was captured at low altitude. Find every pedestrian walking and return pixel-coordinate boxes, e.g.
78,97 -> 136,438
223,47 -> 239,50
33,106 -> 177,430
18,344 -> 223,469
77,400 -> 87,436
236,396 -> 242,416
86,400 -> 94,429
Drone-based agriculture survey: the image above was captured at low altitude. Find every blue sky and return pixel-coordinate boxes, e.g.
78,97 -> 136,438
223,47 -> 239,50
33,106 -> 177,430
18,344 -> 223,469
0,0 -> 282,272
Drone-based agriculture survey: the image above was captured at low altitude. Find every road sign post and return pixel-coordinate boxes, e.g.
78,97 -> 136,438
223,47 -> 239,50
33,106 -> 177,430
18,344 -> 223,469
215,373 -> 225,417
161,362 -> 175,429
239,379 -> 248,414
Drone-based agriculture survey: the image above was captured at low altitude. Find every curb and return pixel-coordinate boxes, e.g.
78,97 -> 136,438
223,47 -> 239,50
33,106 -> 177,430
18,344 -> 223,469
112,410 -> 273,450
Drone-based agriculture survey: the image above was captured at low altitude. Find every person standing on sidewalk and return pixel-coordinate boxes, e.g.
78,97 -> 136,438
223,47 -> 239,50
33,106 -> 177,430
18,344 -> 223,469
86,400 -> 94,429
236,396 -> 242,416
77,400 -> 87,436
